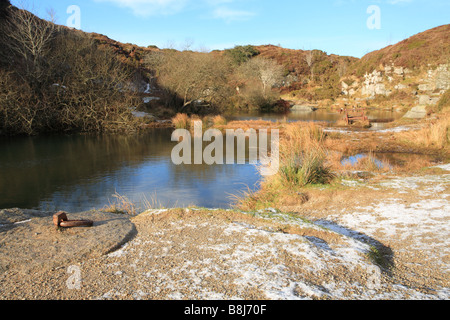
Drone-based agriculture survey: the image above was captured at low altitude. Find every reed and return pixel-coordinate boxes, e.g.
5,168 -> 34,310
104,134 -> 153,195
172,113 -> 190,130
102,192 -> 164,215
212,115 -> 228,126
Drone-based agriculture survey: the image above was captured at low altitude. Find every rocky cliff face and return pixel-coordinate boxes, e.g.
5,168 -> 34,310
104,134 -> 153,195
341,64 -> 411,98
335,24 -> 450,117
340,62 -> 449,116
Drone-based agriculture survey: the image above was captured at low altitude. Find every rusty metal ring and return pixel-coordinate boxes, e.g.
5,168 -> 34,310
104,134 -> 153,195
59,220 -> 94,228
53,212 -> 93,228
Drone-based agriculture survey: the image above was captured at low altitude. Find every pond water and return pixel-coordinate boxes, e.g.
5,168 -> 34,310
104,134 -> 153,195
0,129 -> 261,212
225,108 -> 405,124
0,109 -> 409,213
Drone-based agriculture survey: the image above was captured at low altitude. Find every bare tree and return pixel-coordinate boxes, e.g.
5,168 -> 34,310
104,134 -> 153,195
145,50 -> 232,111
1,23 -> 140,135
48,34 -> 139,132
182,38 -> 195,51
46,8 -> 58,24
305,51 -> 315,82
0,7 -> 55,86
240,56 -> 285,97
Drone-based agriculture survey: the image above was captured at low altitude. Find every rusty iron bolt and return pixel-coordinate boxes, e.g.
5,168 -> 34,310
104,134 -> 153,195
53,211 -> 94,228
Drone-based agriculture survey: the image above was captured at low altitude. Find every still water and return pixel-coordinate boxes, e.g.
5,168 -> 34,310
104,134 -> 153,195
0,109 -> 405,212
0,129 -> 261,212
225,109 -> 405,124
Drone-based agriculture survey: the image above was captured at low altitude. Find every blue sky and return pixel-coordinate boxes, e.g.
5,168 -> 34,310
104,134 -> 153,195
11,0 -> 450,58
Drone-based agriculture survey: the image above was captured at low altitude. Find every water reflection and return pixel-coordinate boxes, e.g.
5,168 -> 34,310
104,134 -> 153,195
0,110 -> 410,213
341,154 -> 385,169
0,130 -> 260,212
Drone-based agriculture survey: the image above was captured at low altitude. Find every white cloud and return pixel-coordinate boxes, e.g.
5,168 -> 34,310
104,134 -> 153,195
386,0 -> 413,4
93,0 -> 257,20
212,6 -> 255,22
334,0 -> 413,5
94,0 -> 188,16
204,0 -> 234,4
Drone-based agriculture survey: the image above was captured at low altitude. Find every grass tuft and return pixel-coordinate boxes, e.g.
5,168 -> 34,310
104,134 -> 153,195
399,113 -> 449,149
277,123 -> 334,187
212,115 -> 228,126
172,113 -> 190,130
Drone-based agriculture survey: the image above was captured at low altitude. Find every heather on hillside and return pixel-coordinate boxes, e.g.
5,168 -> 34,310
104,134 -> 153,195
350,25 -> 450,77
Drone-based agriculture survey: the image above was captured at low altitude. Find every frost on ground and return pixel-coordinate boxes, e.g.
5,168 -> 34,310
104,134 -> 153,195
0,168 -> 448,300
317,169 -> 450,300
74,212 -> 383,300
45,175 -> 448,301
324,125 -> 420,134
92,167 -> 449,300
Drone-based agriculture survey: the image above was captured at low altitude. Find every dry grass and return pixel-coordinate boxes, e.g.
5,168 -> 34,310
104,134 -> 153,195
277,123 -> 334,187
172,113 -> 228,131
232,123 -> 339,211
339,151 -> 390,172
172,113 -> 190,130
398,113 -> 450,149
214,119 -> 283,132
103,192 -> 139,215
211,115 -> 227,126
102,192 -> 163,215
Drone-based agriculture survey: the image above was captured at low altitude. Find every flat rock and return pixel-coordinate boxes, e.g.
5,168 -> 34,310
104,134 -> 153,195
403,105 -> 427,119
291,104 -> 317,112
0,209 -> 136,274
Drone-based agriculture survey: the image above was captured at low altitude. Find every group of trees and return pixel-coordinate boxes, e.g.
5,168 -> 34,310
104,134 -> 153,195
0,5 -> 290,136
0,6 -> 140,136
145,50 -> 232,111
0,4 -> 356,135
144,45 -> 287,112
143,42 -> 358,113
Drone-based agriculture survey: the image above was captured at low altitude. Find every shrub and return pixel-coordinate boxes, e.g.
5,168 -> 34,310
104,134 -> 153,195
224,45 -> 260,66
279,147 -> 333,186
0,9 -> 139,135
145,50 -> 233,112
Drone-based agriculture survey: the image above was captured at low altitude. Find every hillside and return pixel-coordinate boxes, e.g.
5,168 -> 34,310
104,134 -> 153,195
0,3 -> 449,136
0,4 -> 143,135
253,45 -> 358,101
338,25 -> 450,114
41,14 -> 450,113
353,25 -> 450,77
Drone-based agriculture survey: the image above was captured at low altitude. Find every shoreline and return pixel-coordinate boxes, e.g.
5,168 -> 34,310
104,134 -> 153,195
0,163 -> 449,300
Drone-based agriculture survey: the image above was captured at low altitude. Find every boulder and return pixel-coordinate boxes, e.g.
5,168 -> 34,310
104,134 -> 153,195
394,67 -> 404,76
403,106 -> 427,119
418,84 -> 431,92
418,95 -> 439,106
291,105 -> 317,112
0,209 -> 136,273
395,84 -> 407,90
